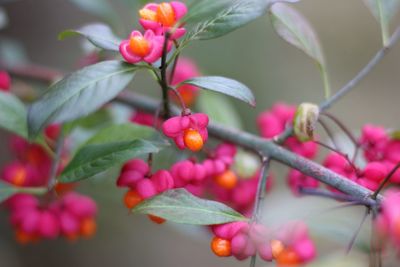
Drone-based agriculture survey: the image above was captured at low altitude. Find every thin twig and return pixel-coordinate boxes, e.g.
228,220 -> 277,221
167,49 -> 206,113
160,32 -> 171,119
299,187 -> 375,207
318,117 -> 340,150
371,162 -> 400,199
314,140 -> 360,175
346,207 -> 370,254
320,112 -> 358,146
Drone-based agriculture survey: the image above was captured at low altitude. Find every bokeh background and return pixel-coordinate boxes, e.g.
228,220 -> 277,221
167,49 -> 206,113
1,0 -> 400,266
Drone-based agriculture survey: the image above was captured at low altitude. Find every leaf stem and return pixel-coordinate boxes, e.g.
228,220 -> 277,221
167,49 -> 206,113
47,125 -> 65,191
320,64 -> 331,99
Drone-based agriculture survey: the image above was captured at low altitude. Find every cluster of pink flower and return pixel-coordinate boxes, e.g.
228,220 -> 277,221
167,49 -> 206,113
1,131 -> 98,243
257,103 -> 319,194
119,1 -> 187,64
117,143 -> 237,210
8,192 -> 97,243
210,221 -> 316,265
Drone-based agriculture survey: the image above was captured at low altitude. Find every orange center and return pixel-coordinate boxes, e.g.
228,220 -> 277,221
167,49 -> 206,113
183,129 -> 204,152
12,168 -> 27,186
276,248 -> 301,266
80,218 -> 97,238
271,239 -> 285,259
211,237 -> 231,257
214,170 -> 238,190
139,8 -> 158,21
129,36 -> 151,57
148,214 -> 166,224
156,3 -> 175,27
124,190 -> 143,209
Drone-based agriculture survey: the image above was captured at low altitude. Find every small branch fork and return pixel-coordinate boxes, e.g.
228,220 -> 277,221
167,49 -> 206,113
275,25 -> 400,144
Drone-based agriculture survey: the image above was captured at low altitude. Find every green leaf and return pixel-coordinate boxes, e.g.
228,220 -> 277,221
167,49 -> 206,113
183,0 -> 232,24
269,3 -> 324,66
27,60 -> 137,139
59,23 -> 121,52
59,139 -> 162,183
84,123 -> 161,145
181,76 -> 255,107
363,0 -> 400,45
186,0 -> 299,40
197,91 -> 243,129
133,189 -> 247,225
364,0 -> 400,24
0,91 -> 28,138
269,3 -> 330,98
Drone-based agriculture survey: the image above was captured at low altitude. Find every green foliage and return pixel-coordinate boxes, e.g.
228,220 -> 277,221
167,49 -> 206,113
59,23 -> 121,51
0,91 -> 28,138
196,91 -> 243,129
84,123 -> 163,145
364,0 -> 400,25
185,0 -> 298,41
183,0 -> 232,24
364,0 -> 400,45
181,76 -> 256,107
269,2 -> 330,98
27,60 -> 138,139
133,189 -> 247,225
59,139 -> 164,183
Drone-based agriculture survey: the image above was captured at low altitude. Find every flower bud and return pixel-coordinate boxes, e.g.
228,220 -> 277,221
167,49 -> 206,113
293,103 -> 319,142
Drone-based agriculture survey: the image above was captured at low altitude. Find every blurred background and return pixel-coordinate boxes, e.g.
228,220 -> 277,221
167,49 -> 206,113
0,0 -> 400,266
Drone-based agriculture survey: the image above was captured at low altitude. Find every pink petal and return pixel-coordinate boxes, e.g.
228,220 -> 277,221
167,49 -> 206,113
119,41 -> 142,64
171,1 -> 188,20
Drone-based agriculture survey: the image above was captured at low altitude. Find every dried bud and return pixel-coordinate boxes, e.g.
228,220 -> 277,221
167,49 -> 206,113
293,103 -> 319,142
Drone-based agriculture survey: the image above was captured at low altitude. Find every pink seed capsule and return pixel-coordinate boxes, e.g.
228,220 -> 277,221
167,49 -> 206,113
136,179 -> 157,199
151,170 -> 174,192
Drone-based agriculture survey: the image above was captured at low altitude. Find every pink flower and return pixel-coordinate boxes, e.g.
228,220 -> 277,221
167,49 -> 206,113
139,1 -> 187,40
359,124 -> 389,161
169,57 -> 201,106
130,111 -> 157,127
0,71 -> 11,91
119,30 -> 167,64
117,159 -> 149,189
162,113 -> 209,151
